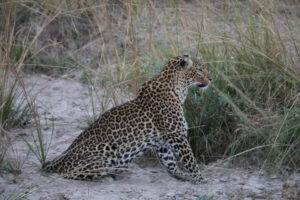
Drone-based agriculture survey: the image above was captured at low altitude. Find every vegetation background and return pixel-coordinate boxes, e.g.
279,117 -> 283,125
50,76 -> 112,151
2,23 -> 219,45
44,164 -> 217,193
0,0 -> 300,199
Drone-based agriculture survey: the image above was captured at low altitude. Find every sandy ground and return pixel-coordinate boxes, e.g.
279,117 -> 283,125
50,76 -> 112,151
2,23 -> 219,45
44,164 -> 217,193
1,75 -> 299,200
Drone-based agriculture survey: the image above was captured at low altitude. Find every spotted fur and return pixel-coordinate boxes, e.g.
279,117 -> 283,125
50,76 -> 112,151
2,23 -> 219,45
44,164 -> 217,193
43,54 -> 212,183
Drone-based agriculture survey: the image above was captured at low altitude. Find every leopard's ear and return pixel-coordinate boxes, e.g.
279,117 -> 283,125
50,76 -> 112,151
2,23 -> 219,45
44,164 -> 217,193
180,53 -> 193,68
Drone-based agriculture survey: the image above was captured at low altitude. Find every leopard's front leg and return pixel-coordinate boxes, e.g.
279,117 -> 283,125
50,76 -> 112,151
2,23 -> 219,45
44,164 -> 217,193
154,142 -> 190,180
163,133 -> 204,184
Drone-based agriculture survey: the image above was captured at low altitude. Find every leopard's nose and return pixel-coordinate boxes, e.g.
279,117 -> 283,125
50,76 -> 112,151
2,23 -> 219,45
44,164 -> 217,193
209,78 -> 212,81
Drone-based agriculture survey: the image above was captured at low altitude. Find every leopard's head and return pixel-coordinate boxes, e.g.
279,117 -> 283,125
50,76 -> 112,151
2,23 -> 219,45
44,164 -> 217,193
168,54 -> 212,89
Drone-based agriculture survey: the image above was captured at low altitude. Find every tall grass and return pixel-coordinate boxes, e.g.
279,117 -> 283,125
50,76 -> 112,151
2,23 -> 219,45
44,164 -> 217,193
185,0 -> 300,169
0,1 -> 31,131
0,1 -> 32,173
0,1 -> 59,170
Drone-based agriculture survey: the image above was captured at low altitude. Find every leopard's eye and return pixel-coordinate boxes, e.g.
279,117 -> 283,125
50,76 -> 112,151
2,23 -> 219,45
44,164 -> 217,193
197,67 -> 203,72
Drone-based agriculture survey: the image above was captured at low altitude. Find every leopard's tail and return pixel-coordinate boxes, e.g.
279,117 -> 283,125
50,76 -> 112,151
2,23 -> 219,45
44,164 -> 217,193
42,155 -> 66,173
42,161 -> 54,172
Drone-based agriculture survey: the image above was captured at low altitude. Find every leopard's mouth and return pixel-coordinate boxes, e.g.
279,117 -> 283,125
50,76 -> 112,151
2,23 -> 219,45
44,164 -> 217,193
196,83 -> 207,88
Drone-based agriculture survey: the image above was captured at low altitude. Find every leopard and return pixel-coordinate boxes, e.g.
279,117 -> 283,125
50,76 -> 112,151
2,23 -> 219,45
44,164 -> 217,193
43,54 -> 212,184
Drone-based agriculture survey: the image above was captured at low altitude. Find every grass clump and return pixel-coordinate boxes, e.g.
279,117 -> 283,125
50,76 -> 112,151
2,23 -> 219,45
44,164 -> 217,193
0,67 -> 31,130
0,1 -> 33,174
0,3 -> 31,131
185,0 -> 300,169
0,1 -> 58,171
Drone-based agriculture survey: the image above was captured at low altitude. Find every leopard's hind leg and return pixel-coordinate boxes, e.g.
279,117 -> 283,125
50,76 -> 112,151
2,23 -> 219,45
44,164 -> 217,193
62,157 -> 124,181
